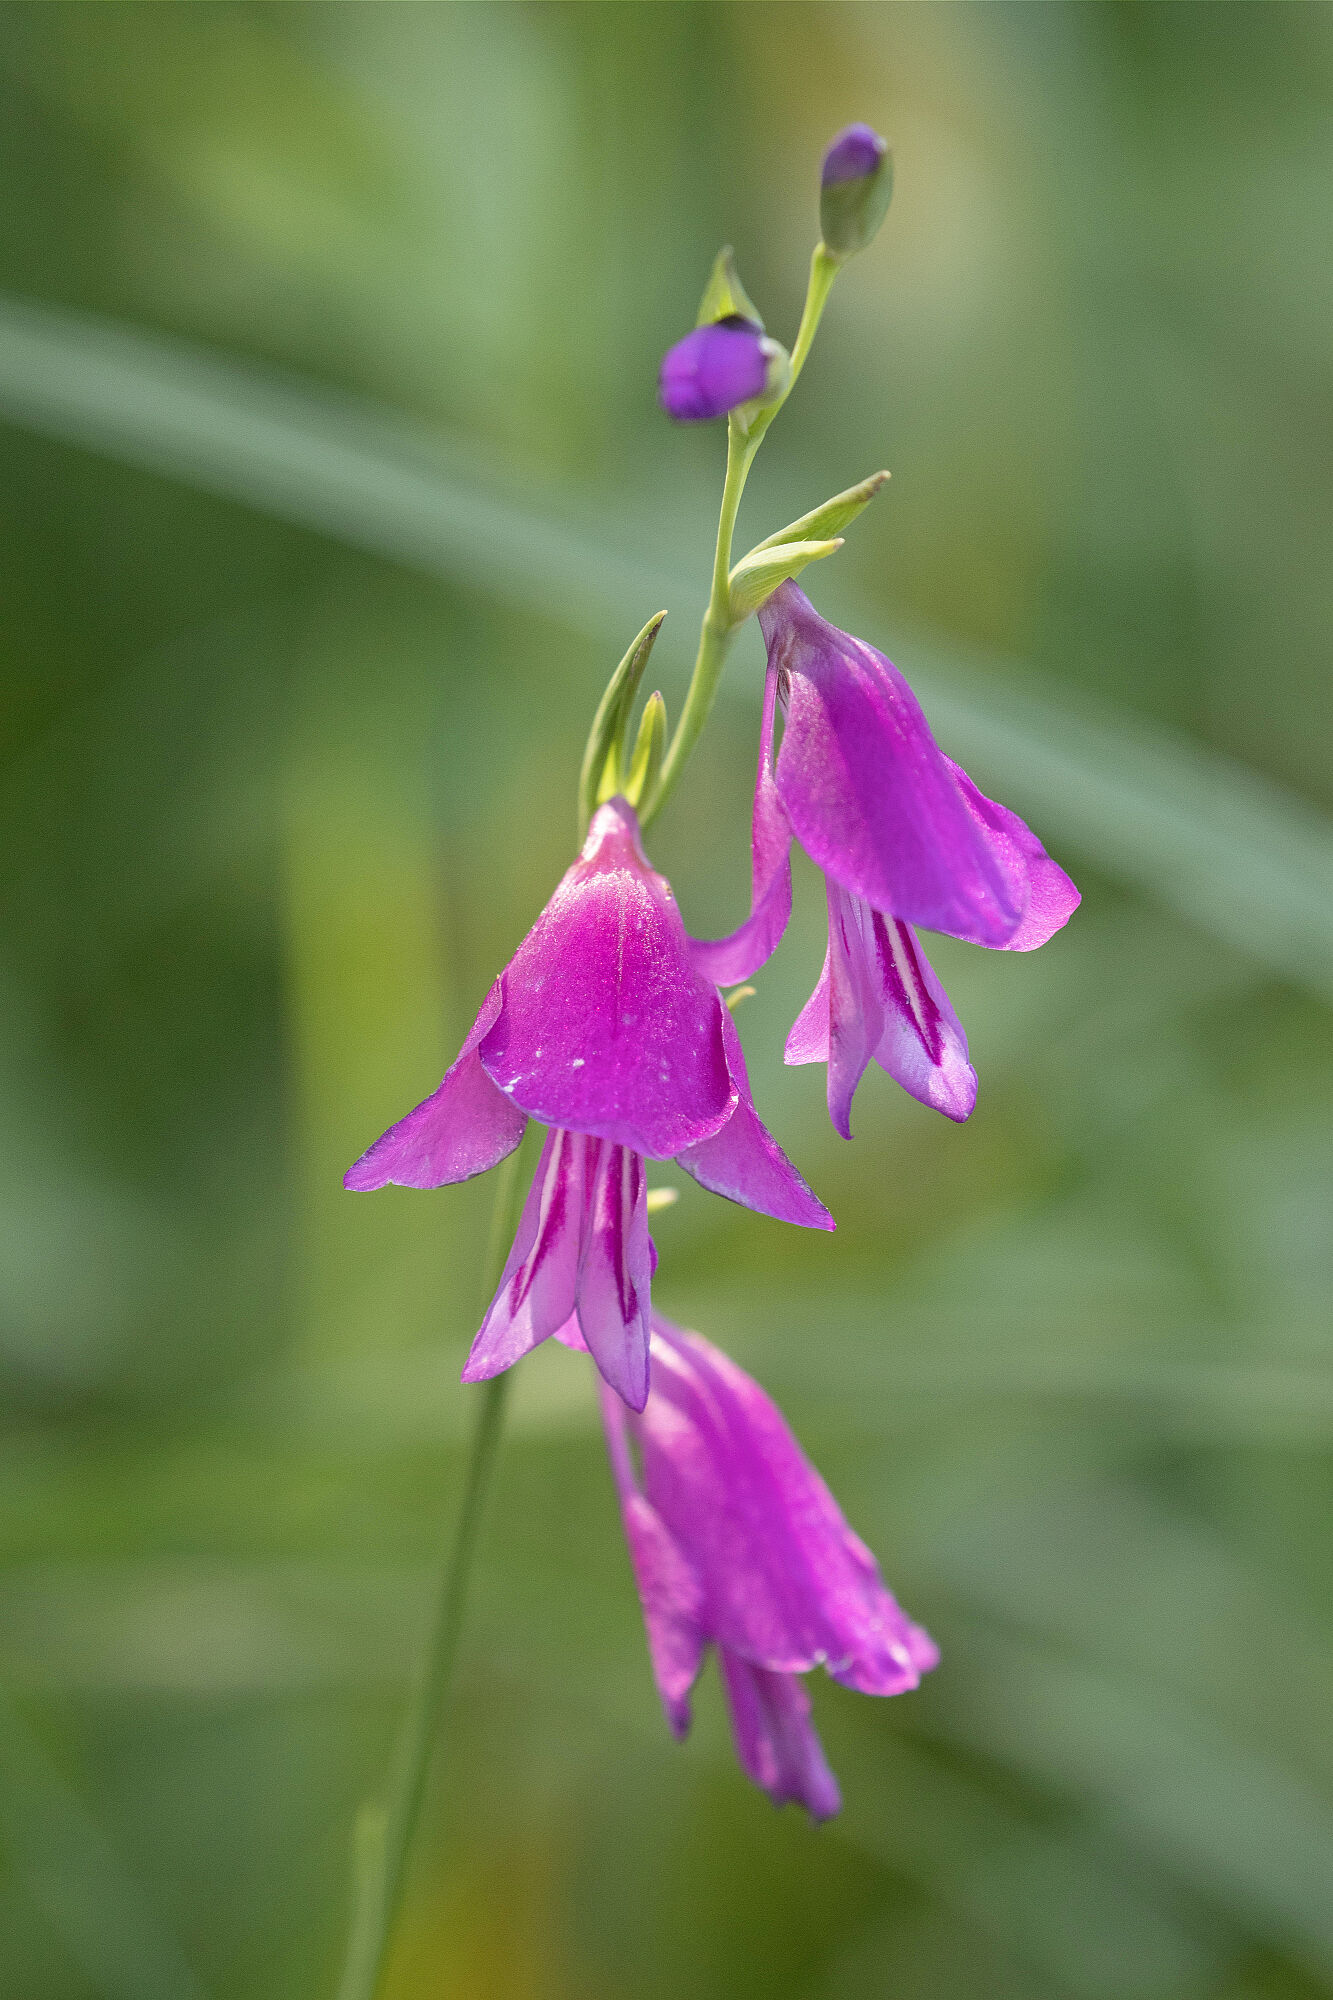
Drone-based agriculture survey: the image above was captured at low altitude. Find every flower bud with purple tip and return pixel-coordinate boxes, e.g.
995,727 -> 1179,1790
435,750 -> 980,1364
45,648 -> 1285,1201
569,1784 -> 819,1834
820,121 -> 893,261
659,314 -> 789,424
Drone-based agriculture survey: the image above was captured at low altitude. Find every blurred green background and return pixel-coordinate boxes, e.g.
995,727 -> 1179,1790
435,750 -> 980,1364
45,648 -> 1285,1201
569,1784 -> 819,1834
2,4 -> 1333,1997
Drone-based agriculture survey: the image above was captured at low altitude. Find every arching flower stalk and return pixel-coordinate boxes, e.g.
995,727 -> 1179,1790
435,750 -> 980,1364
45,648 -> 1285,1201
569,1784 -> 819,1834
337,115 -> 1078,2000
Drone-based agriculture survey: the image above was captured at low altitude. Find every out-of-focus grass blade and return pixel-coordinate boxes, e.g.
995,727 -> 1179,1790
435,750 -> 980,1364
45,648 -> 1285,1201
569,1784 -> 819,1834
940,1623 -> 1333,1984
0,1684 -> 209,2000
900,635 -> 1333,1011
0,292 -> 666,639
0,291 -> 1331,1002
839,1738 -> 1219,2000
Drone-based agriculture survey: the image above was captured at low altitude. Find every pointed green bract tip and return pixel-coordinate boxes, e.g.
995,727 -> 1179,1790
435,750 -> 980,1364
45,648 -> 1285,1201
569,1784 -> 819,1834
696,245 -> 763,330
578,612 -> 667,834
624,690 -> 668,813
727,537 -> 843,623
750,472 -> 890,557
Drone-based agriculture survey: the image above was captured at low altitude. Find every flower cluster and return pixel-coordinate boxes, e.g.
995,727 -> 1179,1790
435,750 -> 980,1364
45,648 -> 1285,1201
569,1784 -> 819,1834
347,123 -> 1078,1819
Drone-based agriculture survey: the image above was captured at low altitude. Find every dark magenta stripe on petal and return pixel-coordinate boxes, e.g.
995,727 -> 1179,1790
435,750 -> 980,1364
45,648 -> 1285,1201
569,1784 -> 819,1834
815,882 -> 977,1131
872,907 -> 943,1065
575,1142 -> 652,1411
869,912 -> 976,1122
462,1126 -> 584,1381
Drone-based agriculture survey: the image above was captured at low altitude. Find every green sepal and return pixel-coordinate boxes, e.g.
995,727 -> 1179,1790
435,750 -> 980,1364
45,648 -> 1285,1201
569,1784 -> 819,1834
578,611 -> 667,834
624,691 -> 667,812
750,470 -> 889,555
727,537 -> 843,622
696,246 -> 763,329
820,147 -> 893,261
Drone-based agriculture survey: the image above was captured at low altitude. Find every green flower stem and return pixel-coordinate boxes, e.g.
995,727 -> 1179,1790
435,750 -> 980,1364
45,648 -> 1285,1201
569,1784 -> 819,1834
643,244 -> 841,828
335,1128 -> 536,2000
744,243 -> 840,459
644,415 -> 750,824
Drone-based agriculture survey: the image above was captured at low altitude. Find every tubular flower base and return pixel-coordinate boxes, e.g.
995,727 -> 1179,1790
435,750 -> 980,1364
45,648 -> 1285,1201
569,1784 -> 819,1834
346,798 -> 830,1408
703,581 -> 1079,1130
595,1313 -> 938,1819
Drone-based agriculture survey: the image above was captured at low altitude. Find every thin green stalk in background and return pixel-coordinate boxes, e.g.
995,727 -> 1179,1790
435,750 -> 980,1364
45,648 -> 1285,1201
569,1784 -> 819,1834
335,1130 -> 535,2000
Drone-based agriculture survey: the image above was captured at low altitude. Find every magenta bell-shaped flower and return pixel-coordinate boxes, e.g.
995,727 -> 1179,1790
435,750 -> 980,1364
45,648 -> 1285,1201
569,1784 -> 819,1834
591,1312 -> 938,1819
659,315 -> 782,423
694,582 -> 1079,1133
345,798 -> 831,1408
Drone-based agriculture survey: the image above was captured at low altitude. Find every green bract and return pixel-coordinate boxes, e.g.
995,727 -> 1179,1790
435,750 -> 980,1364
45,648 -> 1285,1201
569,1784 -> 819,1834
624,691 -> 667,810
727,537 -> 843,621
820,147 -> 893,261
751,470 -> 890,554
695,245 -> 764,329
578,611 -> 667,831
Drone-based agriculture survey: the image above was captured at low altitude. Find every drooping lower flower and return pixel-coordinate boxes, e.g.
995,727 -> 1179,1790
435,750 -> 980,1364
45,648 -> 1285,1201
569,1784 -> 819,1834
699,581 -> 1079,1131
345,797 -> 831,1409
593,1312 -> 938,1819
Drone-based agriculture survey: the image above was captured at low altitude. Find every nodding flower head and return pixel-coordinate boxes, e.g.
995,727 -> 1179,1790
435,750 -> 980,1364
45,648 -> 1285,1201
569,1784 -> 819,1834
598,1313 -> 938,1818
346,797 -> 830,1408
693,583 -> 1079,1133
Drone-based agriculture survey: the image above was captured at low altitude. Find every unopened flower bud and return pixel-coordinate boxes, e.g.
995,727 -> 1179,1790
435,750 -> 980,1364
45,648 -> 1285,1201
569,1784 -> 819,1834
819,122 -> 892,261
658,315 -> 788,424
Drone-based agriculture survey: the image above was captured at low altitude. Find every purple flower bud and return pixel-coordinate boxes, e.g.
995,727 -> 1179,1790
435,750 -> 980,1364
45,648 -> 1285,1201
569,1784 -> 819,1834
819,122 -> 892,260
658,315 -> 783,423
821,121 -> 887,187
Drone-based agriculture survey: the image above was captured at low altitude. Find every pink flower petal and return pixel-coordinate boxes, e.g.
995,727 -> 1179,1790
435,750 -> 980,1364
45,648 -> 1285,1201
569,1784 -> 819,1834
479,800 -> 734,1158
344,981 -> 526,1190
